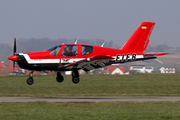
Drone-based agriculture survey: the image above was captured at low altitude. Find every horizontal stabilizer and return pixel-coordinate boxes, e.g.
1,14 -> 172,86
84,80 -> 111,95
144,52 -> 169,56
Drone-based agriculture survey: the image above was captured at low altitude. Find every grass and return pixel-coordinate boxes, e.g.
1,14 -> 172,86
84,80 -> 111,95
0,74 -> 180,96
1,74 -> 180,120
0,101 -> 180,120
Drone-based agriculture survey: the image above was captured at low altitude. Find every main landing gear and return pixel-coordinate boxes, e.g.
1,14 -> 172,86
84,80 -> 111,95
72,69 -> 80,84
56,72 -> 64,83
27,71 -> 34,85
56,70 -> 80,84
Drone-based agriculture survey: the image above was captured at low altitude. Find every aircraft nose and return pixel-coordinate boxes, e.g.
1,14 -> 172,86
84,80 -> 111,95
8,55 -> 17,61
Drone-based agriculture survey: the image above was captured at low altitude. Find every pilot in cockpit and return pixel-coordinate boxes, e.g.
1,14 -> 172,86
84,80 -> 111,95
63,46 -> 76,56
82,46 -> 93,55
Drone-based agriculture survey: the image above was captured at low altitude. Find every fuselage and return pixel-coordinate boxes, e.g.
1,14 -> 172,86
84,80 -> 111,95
9,44 -> 156,72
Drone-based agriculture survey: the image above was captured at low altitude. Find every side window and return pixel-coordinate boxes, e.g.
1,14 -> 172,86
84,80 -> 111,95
47,45 -> 61,56
81,45 -> 93,55
61,45 -> 78,56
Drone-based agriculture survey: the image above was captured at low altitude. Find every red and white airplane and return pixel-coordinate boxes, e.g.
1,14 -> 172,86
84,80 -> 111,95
8,21 -> 169,85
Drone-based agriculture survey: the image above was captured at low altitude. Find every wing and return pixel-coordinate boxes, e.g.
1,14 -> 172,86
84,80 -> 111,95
59,55 -> 114,71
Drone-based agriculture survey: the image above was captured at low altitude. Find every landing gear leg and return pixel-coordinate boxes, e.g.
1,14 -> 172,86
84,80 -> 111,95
72,69 -> 80,84
56,72 -> 64,83
27,71 -> 34,85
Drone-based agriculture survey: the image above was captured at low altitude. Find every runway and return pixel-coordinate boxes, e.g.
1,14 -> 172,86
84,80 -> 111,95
1,96 -> 180,102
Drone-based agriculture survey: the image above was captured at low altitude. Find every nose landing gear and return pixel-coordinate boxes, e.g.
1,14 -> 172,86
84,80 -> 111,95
27,71 -> 34,85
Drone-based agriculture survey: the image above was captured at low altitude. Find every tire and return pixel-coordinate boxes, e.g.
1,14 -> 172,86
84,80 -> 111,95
72,77 -> 80,84
27,77 -> 34,85
56,75 -> 64,83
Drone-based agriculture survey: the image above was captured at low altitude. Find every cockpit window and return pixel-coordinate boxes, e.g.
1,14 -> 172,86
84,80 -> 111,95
47,45 -> 61,56
61,45 -> 78,56
81,45 -> 93,55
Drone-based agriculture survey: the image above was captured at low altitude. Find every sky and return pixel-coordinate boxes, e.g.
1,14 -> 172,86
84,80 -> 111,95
0,0 -> 180,47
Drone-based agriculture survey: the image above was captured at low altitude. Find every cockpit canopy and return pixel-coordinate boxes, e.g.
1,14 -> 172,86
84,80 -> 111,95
47,44 -> 94,56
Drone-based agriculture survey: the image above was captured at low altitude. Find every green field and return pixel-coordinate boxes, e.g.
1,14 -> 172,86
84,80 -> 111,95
0,74 -> 180,96
1,74 -> 180,120
1,102 -> 180,120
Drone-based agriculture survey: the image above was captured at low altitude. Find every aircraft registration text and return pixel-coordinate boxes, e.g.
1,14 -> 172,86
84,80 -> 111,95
115,53 -> 136,62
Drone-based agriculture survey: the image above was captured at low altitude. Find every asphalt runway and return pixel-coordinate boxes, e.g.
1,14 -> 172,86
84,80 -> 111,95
1,96 -> 180,102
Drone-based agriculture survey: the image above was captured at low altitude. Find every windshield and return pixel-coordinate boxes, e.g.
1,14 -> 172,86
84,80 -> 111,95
47,45 -> 61,56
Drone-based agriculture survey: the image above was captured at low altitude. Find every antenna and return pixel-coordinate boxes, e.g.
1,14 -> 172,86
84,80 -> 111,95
101,39 -> 107,47
74,37 -> 80,44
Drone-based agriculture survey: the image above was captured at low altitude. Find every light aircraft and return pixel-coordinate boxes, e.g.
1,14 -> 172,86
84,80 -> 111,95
8,21 -> 169,85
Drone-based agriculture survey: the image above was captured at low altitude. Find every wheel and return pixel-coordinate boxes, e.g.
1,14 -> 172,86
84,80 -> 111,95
72,77 -> 80,84
56,72 -> 64,83
27,77 -> 34,85
56,75 -> 64,83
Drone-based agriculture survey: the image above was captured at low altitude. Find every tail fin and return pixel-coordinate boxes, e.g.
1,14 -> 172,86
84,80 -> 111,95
120,22 -> 155,53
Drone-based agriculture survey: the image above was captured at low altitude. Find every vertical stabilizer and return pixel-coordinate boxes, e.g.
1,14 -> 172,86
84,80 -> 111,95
120,22 -> 155,52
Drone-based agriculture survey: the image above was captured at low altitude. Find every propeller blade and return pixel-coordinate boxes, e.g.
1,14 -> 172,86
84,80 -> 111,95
13,61 -> 15,71
14,37 -> 16,55
13,37 -> 17,72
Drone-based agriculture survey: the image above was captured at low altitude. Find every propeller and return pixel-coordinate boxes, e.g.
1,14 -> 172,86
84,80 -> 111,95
14,37 -> 16,56
13,37 -> 16,70
8,37 -> 18,73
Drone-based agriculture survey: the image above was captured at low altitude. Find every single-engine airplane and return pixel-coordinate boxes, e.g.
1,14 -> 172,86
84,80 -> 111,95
8,21 -> 169,85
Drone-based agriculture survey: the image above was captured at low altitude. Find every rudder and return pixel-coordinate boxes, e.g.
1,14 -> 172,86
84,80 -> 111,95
120,22 -> 155,52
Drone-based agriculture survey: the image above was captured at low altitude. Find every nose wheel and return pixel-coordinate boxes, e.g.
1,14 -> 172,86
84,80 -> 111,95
72,69 -> 80,84
27,71 -> 34,85
27,77 -> 34,85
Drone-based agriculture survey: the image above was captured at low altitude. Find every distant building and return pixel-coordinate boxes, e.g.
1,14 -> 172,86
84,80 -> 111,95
65,71 -> 72,75
130,65 -> 154,74
101,65 -> 126,75
130,65 -> 145,73
159,67 -> 175,73
145,66 -> 154,73
0,62 -> 5,74
0,62 -> 19,75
